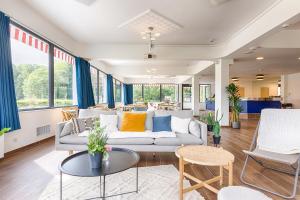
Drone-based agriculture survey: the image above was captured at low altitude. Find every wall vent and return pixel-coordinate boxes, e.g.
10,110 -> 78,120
36,125 -> 51,136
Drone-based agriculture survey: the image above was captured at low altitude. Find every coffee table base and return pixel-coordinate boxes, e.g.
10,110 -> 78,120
179,158 -> 233,200
60,165 -> 139,200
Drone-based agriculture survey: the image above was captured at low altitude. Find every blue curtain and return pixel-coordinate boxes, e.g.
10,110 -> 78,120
106,74 -> 115,108
0,12 -> 21,131
123,84 -> 133,105
75,57 -> 95,109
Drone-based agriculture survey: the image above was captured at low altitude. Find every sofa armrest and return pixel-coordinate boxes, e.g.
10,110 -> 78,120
195,120 -> 208,145
55,121 -> 67,146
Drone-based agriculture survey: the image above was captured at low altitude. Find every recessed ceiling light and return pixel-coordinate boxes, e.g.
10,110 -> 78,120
142,36 -> 147,39
281,23 -> 290,28
154,33 -> 160,37
256,56 -> 264,60
150,37 -> 156,41
298,57 -> 300,60
231,77 -> 239,82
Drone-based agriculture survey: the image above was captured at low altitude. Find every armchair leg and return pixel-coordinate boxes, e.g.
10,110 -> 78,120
240,155 -> 300,199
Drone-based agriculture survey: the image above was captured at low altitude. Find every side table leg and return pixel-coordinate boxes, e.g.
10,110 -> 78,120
136,164 -> 139,193
228,162 -> 233,186
179,156 -> 184,200
219,165 -> 223,186
60,171 -> 62,200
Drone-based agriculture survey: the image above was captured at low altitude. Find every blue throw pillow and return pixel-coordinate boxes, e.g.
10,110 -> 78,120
152,115 -> 172,132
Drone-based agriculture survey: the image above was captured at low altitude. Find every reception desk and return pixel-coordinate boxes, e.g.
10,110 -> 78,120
206,98 -> 281,118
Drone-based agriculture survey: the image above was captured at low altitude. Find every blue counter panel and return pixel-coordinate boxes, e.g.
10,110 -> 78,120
205,100 -> 281,113
240,100 -> 281,114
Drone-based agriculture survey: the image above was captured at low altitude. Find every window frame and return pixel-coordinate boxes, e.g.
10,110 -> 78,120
10,21 -> 77,111
132,83 -> 180,103
199,84 -> 211,103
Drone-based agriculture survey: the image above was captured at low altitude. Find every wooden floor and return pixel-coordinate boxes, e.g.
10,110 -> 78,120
0,119 -> 299,200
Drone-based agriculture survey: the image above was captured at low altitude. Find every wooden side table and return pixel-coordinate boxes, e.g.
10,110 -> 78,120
175,145 -> 235,200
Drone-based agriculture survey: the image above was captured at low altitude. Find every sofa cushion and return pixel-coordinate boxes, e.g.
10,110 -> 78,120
154,110 -> 193,119
100,114 -> 118,133
189,120 -> 201,138
60,121 -> 74,137
79,109 -> 116,118
107,138 -> 154,145
153,115 -> 172,132
60,135 -> 88,145
154,133 -> 203,146
171,116 -> 191,134
132,111 -> 154,130
120,112 -> 147,132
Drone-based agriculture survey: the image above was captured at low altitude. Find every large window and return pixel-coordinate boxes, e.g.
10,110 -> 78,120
133,84 -> 143,102
54,47 -> 75,106
90,66 -> 106,104
11,24 -> 50,109
161,84 -> 178,102
10,23 -> 76,110
143,84 -> 161,102
133,84 -> 179,103
114,79 -> 122,103
199,84 -> 211,103
90,67 -> 98,103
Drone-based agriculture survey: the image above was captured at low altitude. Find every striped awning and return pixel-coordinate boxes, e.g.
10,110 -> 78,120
10,24 -> 74,65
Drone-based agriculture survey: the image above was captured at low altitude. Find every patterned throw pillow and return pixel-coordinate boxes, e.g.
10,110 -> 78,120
71,117 -> 98,134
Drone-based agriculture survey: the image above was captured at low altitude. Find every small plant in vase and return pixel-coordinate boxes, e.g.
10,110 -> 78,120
206,112 -> 215,132
212,110 -> 223,147
87,119 -> 108,169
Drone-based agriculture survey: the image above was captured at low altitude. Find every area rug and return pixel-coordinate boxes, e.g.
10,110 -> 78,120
39,165 -> 205,200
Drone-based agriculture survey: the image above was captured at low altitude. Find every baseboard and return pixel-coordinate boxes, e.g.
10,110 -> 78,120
1,136 -> 54,160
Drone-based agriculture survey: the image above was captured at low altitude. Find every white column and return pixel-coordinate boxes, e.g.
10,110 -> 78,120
178,84 -> 182,109
192,75 -> 200,116
280,75 -> 287,103
215,59 -> 233,126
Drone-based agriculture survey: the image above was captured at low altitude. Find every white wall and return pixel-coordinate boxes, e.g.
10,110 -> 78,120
235,78 -> 279,98
4,109 -> 62,153
284,72 -> 300,108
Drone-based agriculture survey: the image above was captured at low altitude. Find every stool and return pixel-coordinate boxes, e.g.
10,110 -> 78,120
218,186 -> 272,200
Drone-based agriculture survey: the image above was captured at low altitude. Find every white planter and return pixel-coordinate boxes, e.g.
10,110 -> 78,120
0,135 -> 4,158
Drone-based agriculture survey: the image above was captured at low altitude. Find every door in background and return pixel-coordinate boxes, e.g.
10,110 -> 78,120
260,87 -> 270,98
238,87 -> 245,97
182,84 -> 192,110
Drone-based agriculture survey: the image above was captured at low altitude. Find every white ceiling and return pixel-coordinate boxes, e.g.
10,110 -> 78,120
24,0 -> 278,45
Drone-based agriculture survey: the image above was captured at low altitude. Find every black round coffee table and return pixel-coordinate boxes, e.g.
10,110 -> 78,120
59,147 -> 140,200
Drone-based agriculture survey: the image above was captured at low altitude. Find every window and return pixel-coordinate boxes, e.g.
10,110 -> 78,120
54,47 -> 75,106
90,66 -> 106,104
182,84 -> 192,110
114,79 -> 122,102
143,84 -> 160,102
90,66 -> 98,103
133,84 -> 143,102
98,71 -> 105,103
11,24 -> 50,109
161,84 -> 178,102
199,84 -> 211,103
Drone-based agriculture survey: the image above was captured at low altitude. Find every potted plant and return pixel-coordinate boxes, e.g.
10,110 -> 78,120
206,112 -> 215,132
87,120 -> 108,169
226,83 -> 243,129
0,128 -> 10,158
212,110 -> 223,147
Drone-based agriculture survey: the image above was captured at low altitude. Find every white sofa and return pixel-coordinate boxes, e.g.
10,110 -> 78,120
55,109 -> 207,152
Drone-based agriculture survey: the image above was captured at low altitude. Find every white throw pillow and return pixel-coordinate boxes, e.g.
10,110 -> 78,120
189,120 -> 201,138
171,116 -> 191,134
100,114 -> 118,133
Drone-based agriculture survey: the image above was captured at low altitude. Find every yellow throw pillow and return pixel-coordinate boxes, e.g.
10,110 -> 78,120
120,112 -> 146,132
